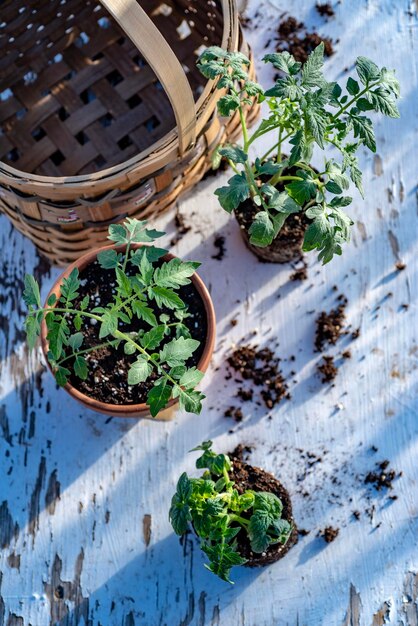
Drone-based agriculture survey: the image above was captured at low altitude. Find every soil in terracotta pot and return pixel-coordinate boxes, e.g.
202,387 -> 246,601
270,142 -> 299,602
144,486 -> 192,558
227,454 -> 298,566
61,260 -> 207,405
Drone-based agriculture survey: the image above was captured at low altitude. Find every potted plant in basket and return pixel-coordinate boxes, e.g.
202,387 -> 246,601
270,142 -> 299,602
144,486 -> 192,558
23,219 -> 215,419
169,441 -> 297,583
197,44 -> 400,263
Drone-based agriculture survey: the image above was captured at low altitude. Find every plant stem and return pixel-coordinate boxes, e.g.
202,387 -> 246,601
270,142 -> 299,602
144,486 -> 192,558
57,340 -> 116,366
122,241 -> 131,273
331,80 -> 380,120
230,514 -> 249,527
112,329 -> 179,391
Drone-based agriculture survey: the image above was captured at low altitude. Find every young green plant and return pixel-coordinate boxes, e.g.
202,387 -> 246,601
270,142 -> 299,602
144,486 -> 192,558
169,441 -> 292,583
197,44 -> 400,263
23,218 -> 206,417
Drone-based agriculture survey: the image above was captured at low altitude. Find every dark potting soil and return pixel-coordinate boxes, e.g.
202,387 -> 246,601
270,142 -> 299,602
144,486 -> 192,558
224,406 -> 243,422
63,260 -> 207,405
276,16 -> 335,64
321,526 -> 339,543
315,295 -> 348,352
317,355 -> 337,383
227,456 -> 298,566
227,345 -> 290,409
170,210 -> 191,246
289,263 -> 308,281
315,2 -> 335,18
365,460 -> 399,491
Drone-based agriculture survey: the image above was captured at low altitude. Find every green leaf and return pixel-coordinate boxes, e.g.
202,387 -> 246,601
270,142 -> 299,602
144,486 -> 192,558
202,540 -> 246,583
128,357 -> 152,385
248,211 -> 274,247
149,286 -> 185,310
329,196 -> 352,208
263,51 -> 301,75
356,97 -> 374,112
253,492 -> 283,516
74,356 -> 88,380
367,87 -> 400,118
68,332 -> 83,351
55,365 -> 71,387
214,174 -> 250,213
217,94 -> 240,116
115,268 -> 132,298
305,105 -> 327,148
138,253 -> 153,286
380,67 -> 400,97
178,389 -> 205,414
124,342 -> 136,355
25,314 -> 41,350
285,176 -> 317,205
154,259 -> 200,289
132,301 -> 158,327
130,247 -> 167,266
99,310 -> 118,339
179,367 -> 204,388
46,316 -> 69,361
160,336 -> 199,367
139,325 -> 165,350
218,145 -> 248,164
23,275 -> 41,308
124,217 -> 164,243
47,293 -> 57,306
248,509 -> 272,553
108,223 -> 128,245
351,115 -> 376,152
265,76 -> 303,100
147,378 -> 172,417
325,181 -> 343,195
355,56 -> 381,85
330,206 -> 354,240
346,77 -> 360,95
169,472 -> 193,534
97,248 -> 118,269
301,42 -> 325,88
61,268 -> 79,303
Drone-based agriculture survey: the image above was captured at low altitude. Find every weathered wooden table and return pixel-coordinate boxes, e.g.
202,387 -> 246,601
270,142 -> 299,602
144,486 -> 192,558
1,0 -> 417,624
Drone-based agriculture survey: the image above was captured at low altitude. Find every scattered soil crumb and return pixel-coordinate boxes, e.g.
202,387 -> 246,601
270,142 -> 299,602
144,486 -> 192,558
365,460 -> 398,491
229,444 -> 254,462
316,2 -> 335,17
351,328 -> 361,340
275,16 -> 335,64
224,406 -> 243,422
321,526 -> 339,543
317,355 -> 337,383
227,345 -> 290,409
342,350 -> 352,359
315,297 -> 347,351
170,209 -> 191,245
230,318 -> 238,327
298,528 -> 310,536
352,510 -> 361,520
395,261 -> 406,271
212,235 -> 226,261
290,264 -> 308,281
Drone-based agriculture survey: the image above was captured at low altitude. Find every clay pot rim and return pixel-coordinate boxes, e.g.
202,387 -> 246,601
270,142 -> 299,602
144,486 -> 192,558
40,243 -> 216,418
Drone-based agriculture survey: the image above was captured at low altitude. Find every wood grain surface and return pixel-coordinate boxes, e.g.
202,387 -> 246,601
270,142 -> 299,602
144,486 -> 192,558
0,0 -> 417,624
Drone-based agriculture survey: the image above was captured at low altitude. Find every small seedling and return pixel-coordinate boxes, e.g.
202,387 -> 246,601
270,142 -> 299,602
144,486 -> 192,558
198,44 -> 400,263
23,219 -> 206,417
169,441 -> 292,583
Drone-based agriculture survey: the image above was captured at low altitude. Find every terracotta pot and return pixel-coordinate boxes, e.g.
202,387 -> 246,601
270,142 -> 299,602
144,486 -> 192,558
40,244 -> 216,420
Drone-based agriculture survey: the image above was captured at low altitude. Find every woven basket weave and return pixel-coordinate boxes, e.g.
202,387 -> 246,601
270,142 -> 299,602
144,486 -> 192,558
0,0 -> 258,265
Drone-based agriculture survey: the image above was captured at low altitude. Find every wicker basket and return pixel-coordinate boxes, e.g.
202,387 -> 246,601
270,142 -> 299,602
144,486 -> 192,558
0,0 -> 258,265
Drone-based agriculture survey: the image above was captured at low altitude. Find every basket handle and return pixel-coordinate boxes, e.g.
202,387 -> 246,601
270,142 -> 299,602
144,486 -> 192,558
99,0 -> 197,155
